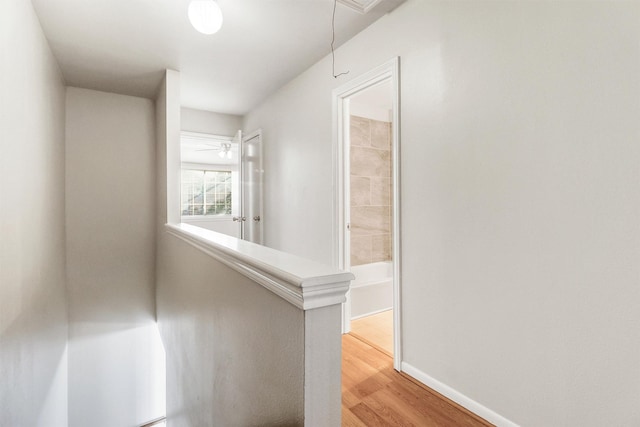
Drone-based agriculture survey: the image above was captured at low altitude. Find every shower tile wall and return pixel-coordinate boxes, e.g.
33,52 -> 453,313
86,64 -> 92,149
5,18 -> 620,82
350,115 -> 392,266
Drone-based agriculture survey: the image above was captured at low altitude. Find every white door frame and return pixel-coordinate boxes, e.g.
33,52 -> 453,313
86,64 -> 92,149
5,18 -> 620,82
332,57 -> 402,370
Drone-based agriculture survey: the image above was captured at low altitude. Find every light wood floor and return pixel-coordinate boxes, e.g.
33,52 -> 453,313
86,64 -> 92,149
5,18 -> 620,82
350,310 -> 394,356
342,334 -> 494,427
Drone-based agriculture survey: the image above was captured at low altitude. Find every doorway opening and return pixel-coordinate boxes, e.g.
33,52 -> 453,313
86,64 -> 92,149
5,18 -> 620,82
333,57 -> 401,370
179,128 -> 263,244
240,129 -> 264,244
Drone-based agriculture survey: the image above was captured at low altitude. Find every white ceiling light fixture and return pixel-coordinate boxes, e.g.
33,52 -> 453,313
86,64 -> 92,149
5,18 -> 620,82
188,0 -> 223,35
218,143 -> 232,159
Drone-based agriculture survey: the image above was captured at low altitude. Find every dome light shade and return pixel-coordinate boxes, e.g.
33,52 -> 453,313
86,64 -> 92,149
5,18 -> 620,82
188,0 -> 223,35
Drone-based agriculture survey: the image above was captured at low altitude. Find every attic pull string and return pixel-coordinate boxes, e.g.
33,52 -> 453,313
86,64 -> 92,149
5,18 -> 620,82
331,0 -> 350,79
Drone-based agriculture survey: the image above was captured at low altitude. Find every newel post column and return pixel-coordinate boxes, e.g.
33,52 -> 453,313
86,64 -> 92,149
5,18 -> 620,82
303,301 -> 347,426
165,223 -> 353,426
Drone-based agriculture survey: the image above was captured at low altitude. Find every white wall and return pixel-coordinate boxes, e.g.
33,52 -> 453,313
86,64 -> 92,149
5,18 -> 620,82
156,234 -> 305,426
182,218 -> 240,237
243,1 -> 640,426
158,77 -> 306,426
0,0 -> 68,425
181,107 -> 242,136
65,87 -> 165,426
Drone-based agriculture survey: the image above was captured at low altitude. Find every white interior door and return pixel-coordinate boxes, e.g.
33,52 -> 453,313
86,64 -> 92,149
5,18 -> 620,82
241,130 -> 263,244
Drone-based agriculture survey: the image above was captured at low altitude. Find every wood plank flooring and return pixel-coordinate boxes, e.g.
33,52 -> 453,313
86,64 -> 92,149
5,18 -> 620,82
342,334 -> 494,427
350,310 -> 394,356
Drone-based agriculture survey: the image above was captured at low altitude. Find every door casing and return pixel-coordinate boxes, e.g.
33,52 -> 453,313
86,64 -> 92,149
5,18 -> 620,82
332,57 -> 402,370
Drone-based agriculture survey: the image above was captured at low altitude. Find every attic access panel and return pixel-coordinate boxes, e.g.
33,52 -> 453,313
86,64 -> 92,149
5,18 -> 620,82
337,0 -> 384,14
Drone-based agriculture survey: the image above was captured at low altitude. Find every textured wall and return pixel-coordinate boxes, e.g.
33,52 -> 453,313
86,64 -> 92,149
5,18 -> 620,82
0,0 -> 68,425
350,115 -> 392,266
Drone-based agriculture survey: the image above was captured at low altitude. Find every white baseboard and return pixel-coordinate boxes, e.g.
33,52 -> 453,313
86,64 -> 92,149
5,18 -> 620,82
351,306 -> 392,321
401,362 -> 520,427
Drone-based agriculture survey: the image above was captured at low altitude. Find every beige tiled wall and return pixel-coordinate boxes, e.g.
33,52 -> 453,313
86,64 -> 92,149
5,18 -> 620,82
350,115 -> 392,266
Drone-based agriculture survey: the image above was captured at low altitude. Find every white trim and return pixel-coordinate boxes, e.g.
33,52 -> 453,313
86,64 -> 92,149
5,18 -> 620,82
181,162 -> 238,172
166,70 -> 181,225
181,215 -> 234,222
138,416 -> 166,427
390,57 -> 402,372
351,307 -> 392,321
349,278 -> 391,289
401,362 -> 520,427
337,0 -> 384,14
166,223 -> 353,310
332,57 -> 402,370
181,130 -> 234,143
342,99 -> 352,330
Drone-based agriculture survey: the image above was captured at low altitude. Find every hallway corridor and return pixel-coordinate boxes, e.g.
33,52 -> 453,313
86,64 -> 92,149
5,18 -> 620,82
342,335 -> 493,426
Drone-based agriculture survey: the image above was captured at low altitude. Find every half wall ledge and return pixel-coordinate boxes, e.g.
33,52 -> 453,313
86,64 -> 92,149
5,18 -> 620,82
165,223 -> 354,310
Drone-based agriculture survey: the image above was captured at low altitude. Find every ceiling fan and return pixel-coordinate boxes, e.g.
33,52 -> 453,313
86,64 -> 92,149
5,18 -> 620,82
195,142 -> 233,159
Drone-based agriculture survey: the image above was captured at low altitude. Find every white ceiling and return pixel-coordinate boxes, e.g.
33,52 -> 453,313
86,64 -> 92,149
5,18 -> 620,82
31,0 -> 403,115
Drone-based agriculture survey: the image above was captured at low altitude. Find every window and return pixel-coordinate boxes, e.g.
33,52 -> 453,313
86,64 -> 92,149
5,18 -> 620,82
181,169 -> 233,216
